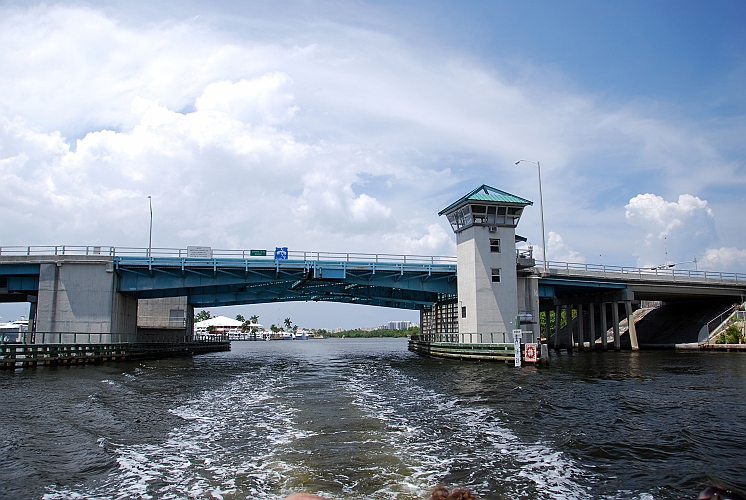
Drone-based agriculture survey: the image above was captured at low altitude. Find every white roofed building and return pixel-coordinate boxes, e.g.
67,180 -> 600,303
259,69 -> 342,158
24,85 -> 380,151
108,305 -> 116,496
194,316 -> 264,340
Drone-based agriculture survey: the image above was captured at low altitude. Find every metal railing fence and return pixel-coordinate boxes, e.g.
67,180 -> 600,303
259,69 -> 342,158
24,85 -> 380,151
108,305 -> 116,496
0,332 -> 229,345
0,245 -> 457,266
1,246 -> 745,283
411,332 -> 532,344
538,260 -> 746,284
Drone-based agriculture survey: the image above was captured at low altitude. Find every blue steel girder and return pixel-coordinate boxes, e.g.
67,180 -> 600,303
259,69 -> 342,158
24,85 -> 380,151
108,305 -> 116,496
131,280 -> 442,309
114,257 -> 457,309
186,284 -> 440,309
537,276 -> 627,299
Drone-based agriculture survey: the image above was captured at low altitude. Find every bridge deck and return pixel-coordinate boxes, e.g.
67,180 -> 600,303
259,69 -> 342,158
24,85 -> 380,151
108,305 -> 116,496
1,246 -> 744,307
539,260 -> 746,300
114,256 -> 458,309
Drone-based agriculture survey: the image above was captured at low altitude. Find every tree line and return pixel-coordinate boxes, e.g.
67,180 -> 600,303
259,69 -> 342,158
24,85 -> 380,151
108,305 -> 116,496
194,310 -> 419,338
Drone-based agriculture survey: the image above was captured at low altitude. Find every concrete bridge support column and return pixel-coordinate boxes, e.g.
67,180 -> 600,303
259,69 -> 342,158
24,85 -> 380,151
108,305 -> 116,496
24,298 -> 37,344
589,303 -> 596,349
567,304 -> 574,353
612,301 -> 621,351
578,304 -> 585,351
625,300 -> 639,351
601,302 -> 608,350
35,260 -> 137,343
554,305 -> 561,350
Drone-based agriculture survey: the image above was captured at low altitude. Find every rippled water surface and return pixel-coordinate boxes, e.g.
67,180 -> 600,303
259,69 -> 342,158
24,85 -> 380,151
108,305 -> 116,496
2,338 -> 745,499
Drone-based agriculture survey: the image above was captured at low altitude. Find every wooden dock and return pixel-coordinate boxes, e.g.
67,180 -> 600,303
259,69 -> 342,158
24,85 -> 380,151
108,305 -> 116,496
0,341 -> 231,369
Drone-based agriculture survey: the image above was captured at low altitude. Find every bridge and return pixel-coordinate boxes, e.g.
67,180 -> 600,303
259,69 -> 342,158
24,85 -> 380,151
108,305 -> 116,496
0,245 -> 459,345
1,245 -> 744,349
538,260 -> 746,300
0,245 -> 458,309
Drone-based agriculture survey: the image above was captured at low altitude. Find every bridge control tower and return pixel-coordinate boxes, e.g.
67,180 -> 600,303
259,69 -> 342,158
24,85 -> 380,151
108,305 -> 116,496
438,185 -> 538,341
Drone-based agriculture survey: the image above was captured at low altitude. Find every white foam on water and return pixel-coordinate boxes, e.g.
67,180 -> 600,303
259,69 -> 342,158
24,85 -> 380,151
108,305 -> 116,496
44,366 -> 315,500
41,354 -> 657,500
341,363 -> 594,499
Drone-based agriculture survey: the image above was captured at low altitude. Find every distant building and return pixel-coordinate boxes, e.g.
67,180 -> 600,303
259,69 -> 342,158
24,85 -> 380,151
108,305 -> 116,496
387,321 -> 411,330
194,316 -> 265,340
194,316 -> 242,336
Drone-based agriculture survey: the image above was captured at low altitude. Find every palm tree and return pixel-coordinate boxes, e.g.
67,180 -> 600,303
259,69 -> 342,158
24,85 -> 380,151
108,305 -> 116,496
248,315 -> 260,340
284,317 -> 292,331
236,314 -> 246,322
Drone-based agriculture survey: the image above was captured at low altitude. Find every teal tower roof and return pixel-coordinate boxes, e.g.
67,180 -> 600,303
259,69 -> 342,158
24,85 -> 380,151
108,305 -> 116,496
438,184 -> 532,216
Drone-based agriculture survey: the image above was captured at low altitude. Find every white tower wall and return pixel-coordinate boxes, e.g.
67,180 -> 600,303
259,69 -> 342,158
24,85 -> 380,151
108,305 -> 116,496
457,225 -> 518,336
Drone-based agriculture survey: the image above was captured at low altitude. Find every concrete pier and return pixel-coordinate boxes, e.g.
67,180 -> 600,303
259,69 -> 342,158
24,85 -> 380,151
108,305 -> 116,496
32,257 -> 137,342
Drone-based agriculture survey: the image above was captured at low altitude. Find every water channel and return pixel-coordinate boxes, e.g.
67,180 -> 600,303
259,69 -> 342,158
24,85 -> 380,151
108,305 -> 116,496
2,338 -> 745,499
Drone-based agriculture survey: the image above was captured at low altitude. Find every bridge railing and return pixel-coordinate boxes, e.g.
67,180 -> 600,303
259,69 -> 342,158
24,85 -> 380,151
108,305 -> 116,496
698,304 -> 741,344
0,245 -> 458,265
2,246 -> 743,280
539,260 -> 746,284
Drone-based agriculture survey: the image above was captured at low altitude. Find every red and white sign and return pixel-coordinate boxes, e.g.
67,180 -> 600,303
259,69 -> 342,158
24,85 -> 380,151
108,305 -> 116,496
524,343 -> 538,363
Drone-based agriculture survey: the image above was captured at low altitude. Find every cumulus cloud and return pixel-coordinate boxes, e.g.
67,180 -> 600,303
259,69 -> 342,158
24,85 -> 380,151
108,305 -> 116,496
384,224 -> 454,256
625,193 -> 716,267
293,170 -> 394,235
544,232 -> 586,263
0,76 -> 449,255
517,232 -> 585,264
0,3 -> 743,268
195,74 -> 299,125
699,247 -> 746,272
625,193 -> 714,239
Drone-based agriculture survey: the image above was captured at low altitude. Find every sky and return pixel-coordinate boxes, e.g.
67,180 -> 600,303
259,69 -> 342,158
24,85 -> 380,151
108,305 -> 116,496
1,0 -> 745,327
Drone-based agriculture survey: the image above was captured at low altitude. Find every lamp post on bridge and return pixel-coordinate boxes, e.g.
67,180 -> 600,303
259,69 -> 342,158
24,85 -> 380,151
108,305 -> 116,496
515,159 -> 547,274
148,195 -> 153,258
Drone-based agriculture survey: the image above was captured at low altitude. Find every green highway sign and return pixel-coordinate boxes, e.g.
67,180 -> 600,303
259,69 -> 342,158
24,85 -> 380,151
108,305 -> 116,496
250,249 -> 267,256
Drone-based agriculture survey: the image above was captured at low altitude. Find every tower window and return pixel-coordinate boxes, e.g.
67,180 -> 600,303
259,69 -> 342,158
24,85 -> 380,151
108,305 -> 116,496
491,268 -> 501,283
461,306 -> 467,318
490,238 -> 500,253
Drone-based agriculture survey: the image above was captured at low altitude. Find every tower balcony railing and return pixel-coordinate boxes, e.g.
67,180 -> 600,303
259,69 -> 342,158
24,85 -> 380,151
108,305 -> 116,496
516,247 -> 535,268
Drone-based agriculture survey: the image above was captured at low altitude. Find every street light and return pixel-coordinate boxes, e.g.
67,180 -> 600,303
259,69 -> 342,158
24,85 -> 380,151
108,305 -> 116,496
515,159 -> 547,273
148,195 -> 153,258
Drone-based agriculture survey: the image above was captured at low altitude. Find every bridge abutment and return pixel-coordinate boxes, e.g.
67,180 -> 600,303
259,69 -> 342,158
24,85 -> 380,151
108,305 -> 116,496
137,297 -> 193,343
